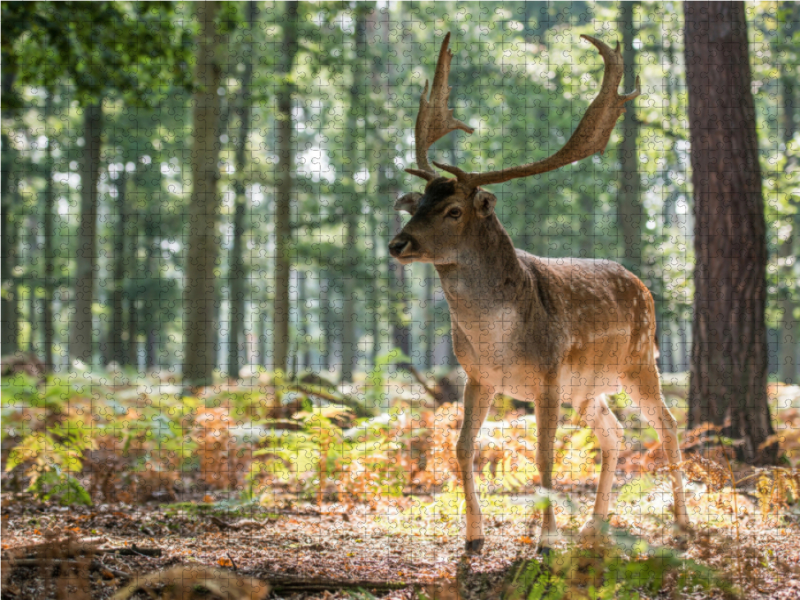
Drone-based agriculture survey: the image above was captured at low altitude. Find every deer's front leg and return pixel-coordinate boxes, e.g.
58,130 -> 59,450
456,379 -> 494,554
533,385 -> 560,554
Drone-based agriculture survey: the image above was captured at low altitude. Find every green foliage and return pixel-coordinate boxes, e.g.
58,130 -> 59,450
6,427 -> 93,506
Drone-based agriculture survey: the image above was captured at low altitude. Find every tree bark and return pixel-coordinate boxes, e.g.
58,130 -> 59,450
1,53 -> 19,356
228,0 -> 256,380
42,92 -> 55,371
273,1 -> 299,374
778,1 -> 799,384
110,169 -> 127,367
390,213 -> 410,357
27,213 -> 40,353
340,8 -> 368,383
126,209 -> 139,368
70,101 -> 102,365
684,1 -> 776,463
617,1 -> 643,275
182,0 -> 224,386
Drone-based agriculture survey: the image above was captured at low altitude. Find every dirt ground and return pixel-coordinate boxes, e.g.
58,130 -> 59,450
3,488 -> 800,600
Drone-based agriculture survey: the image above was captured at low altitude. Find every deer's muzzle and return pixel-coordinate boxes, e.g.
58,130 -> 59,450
388,235 -> 415,259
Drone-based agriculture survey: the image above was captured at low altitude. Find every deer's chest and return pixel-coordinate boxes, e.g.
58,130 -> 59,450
452,305 -> 524,383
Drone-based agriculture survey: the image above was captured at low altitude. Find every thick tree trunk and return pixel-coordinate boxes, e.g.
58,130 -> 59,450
1,56 -> 19,356
1,133 -> 17,356
228,0 -> 256,380
684,1 -> 776,464
110,169 -> 127,366
617,1 -> 643,275
273,1 -> 299,374
182,0 -> 223,386
43,93 -> 55,371
340,9 -> 368,383
70,101 -> 102,365
778,1 -> 799,384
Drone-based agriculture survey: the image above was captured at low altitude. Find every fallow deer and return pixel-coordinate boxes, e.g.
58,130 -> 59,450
389,33 -> 689,554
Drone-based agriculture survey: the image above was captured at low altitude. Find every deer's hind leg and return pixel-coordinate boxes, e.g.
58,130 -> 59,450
575,386 -> 624,545
622,363 -> 690,528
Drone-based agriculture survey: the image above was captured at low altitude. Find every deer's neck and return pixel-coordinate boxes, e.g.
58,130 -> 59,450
434,215 -> 530,311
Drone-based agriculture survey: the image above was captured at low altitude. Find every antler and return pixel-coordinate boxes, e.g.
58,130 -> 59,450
406,32 -> 475,182
407,34 -> 640,188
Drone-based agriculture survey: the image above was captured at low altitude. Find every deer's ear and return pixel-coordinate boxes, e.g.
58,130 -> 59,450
473,190 -> 497,218
394,192 -> 422,215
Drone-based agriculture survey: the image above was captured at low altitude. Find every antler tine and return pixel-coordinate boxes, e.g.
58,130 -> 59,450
461,34 -> 641,188
405,33 -> 475,182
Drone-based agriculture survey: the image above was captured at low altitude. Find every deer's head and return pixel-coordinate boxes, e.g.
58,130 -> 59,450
389,32 -> 640,265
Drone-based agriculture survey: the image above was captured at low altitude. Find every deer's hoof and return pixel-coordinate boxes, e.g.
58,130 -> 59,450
538,545 -> 554,558
465,538 -> 485,554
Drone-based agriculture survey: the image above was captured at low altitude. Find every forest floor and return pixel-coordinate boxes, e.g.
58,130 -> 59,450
4,361 -> 800,599
4,484 -> 800,600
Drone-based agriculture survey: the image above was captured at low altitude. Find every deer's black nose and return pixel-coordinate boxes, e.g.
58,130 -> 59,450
389,238 -> 411,258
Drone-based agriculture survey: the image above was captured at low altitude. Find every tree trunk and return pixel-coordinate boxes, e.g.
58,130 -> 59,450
43,92 -> 55,371
182,0 -> 224,386
617,1 -> 643,275
1,56 -> 19,356
1,133 -> 18,356
684,1 -> 776,464
126,208 -> 139,368
228,0 -> 256,380
70,101 -> 102,365
27,213 -> 40,353
340,8 -> 368,383
145,233 -> 157,370
778,1 -> 799,384
390,212 -> 410,357
320,270 -> 332,370
111,169 -> 127,366
273,1 -> 299,374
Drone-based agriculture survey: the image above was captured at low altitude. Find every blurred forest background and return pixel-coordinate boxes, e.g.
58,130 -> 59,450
1,0 -> 797,386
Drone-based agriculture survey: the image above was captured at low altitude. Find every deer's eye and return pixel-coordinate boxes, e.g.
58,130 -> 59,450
447,207 -> 462,219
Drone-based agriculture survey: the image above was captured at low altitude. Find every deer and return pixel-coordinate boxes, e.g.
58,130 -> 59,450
388,33 -> 690,555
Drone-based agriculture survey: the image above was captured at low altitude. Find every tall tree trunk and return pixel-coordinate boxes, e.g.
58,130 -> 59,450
43,92 -> 55,371
228,0 -> 256,379
1,132 -> 18,355
319,270 -> 332,369
182,0 -> 224,386
1,52 -> 19,356
70,101 -> 102,365
684,1 -> 776,464
617,1 -> 643,275
27,213 -> 39,353
390,213 -> 410,357
273,1 -> 299,374
126,210 -> 139,368
778,1 -> 799,383
110,169 -> 127,366
145,233 -> 157,370
340,8 -> 368,383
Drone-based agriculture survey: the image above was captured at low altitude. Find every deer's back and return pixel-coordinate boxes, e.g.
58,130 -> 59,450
520,253 -> 657,367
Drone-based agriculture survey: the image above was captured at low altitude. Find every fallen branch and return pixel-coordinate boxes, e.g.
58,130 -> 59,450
267,574 -> 410,593
7,557 -> 130,579
208,516 -> 262,531
288,384 -> 373,418
396,362 -> 441,402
